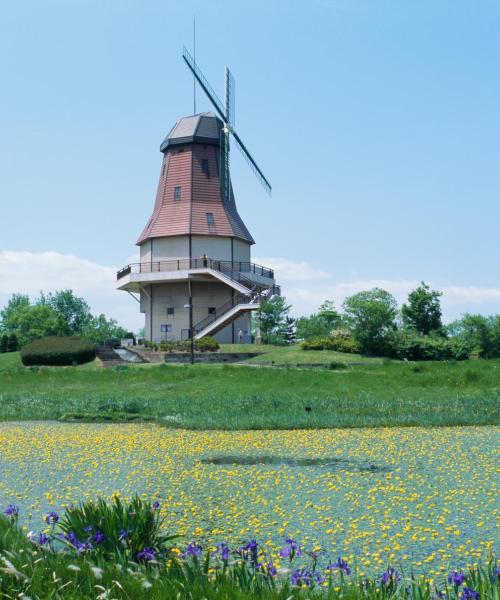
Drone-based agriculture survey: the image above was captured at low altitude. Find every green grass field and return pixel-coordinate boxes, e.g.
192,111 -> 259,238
0,349 -> 498,428
219,344 -> 380,365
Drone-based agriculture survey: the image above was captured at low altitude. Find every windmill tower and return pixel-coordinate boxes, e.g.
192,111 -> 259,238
117,48 -> 279,343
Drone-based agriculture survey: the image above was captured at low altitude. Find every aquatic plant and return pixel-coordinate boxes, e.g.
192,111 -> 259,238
1,501 -> 497,599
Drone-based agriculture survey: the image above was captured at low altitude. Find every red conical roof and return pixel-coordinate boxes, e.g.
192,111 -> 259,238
137,113 -> 254,245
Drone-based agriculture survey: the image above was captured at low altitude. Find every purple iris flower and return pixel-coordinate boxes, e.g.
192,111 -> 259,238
491,567 -> 500,583
76,541 -> 93,555
152,501 -> 160,511
137,547 -> 157,562
291,568 -> 323,587
380,567 -> 401,587
291,568 -> 311,587
448,571 -> 466,587
328,557 -> 351,575
181,542 -> 202,558
118,529 -> 131,541
64,531 -> 79,546
93,531 -> 105,544
3,504 -> 19,518
241,540 -> 259,565
83,525 -> 93,533
215,542 -> 230,561
462,588 -> 479,600
280,537 -> 302,559
45,511 -> 59,525
37,532 -> 49,545
266,562 -> 277,577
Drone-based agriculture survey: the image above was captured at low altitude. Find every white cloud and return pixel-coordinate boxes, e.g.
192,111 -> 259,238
0,250 -> 143,331
1,251 -> 499,331
256,256 -> 500,320
254,256 -> 330,282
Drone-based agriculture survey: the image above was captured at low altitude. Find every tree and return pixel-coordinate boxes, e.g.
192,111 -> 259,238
343,288 -> 398,355
6,333 -> 18,352
256,297 -> 292,345
3,304 -> 63,347
0,294 -> 30,335
296,300 -> 342,341
0,335 -> 8,353
318,300 -> 342,328
296,314 -> 332,340
0,290 -> 127,347
40,290 -> 92,336
81,314 -> 128,345
401,282 -> 443,335
280,316 -> 297,345
447,314 -> 500,358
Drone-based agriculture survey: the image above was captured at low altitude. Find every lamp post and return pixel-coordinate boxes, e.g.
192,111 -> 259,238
184,300 -> 194,365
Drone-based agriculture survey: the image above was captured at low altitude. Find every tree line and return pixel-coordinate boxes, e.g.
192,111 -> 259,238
0,290 -> 129,350
256,282 -> 500,359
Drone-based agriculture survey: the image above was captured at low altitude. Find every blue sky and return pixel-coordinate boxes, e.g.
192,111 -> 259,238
1,0 -> 499,330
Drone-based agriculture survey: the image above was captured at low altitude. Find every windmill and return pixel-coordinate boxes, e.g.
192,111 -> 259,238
116,48 -> 279,346
182,47 -> 272,203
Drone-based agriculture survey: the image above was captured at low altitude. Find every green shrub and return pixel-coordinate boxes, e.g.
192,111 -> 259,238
0,333 -> 18,353
7,333 -> 18,352
327,361 -> 348,370
195,336 -> 220,352
301,335 -> 361,354
447,314 -> 500,358
21,336 -> 96,366
388,330 -> 470,361
157,337 -> 220,353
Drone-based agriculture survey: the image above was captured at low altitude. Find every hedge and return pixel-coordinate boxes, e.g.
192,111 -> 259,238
387,331 -> 471,361
145,336 -> 220,353
301,336 -> 361,354
21,336 -> 96,366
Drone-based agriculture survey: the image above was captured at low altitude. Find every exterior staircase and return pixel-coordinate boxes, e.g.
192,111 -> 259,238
95,346 -> 126,368
193,282 -> 280,340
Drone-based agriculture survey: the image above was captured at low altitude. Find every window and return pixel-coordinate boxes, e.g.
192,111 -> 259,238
161,163 -> 166,176
174,186 -> 181,201
166,307 -> 174,316
201,159 -> 210,177
178,148 -> 184,153
208,307 -> 216,314
206,212 -> 215,225
160,324 -> 172,333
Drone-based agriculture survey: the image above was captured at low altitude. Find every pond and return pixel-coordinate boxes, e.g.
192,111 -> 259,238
0,423 -> 497,576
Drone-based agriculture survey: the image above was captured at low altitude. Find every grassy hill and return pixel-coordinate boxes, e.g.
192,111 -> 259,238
0,348 -> 498,428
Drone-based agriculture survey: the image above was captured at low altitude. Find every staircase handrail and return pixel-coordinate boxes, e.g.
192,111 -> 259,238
192,292 -> 258,334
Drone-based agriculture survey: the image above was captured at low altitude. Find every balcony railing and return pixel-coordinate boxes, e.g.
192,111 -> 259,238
116,258 -> 275,281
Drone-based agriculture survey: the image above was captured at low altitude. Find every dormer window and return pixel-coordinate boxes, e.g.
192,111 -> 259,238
174,186 -> 181,201
206,212 -> 215,225
201,159 -> 210,177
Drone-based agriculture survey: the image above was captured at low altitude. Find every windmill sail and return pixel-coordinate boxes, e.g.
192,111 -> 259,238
232,131 -> 272,196
225,67 -> 235,127
182,46 -> 271,197
183,47 -> 225,120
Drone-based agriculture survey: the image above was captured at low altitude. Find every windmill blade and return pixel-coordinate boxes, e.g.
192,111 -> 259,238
225,67 -> 235,127
182,47 -> 226,120
220,128 -> 231,203
232,130 -> 272,196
